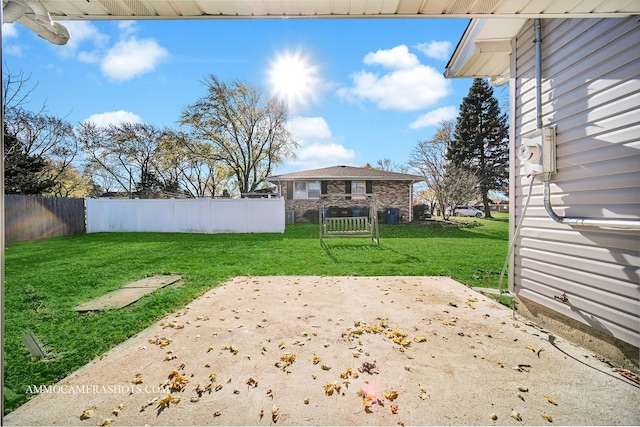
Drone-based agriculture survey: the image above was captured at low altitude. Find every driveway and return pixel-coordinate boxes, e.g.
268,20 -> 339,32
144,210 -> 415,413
4,276 -> 639,425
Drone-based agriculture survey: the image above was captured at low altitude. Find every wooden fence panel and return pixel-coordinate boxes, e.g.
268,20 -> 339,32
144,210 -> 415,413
4,195 -> 86,243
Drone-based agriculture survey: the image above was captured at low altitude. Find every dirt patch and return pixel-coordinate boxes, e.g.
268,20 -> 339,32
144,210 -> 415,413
6,276 -> 639,425
74,275 -> 183,311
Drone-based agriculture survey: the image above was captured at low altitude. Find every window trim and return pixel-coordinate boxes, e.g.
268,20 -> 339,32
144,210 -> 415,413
293,180 -> 321,199
351,180 -> 366,200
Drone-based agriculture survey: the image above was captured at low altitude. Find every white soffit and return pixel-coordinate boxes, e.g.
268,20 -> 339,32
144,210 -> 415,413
444,18 -> 527,83
21,0 -> 640,20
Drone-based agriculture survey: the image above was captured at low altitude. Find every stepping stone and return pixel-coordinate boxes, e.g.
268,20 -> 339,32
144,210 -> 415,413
74,275 -> 182,312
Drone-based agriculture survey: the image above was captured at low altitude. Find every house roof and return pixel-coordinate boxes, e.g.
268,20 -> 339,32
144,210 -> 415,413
267,165 -> 423,182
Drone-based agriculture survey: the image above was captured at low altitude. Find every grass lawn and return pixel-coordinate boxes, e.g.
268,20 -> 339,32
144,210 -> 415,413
3,215 -> 509,413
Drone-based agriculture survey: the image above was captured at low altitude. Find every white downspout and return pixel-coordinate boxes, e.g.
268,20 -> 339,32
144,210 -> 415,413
535,19 -> 640,231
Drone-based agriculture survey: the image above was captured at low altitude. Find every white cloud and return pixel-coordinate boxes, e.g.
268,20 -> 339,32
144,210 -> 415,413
2,22 -> 18,38
287,116 -> 332,140
57,21 -> 109,60
101,37 -> 169,81
117,21 -> 137,37
83,110 -> 143,127
3,45 -> 22,56
48,21 -> 168,81
286,116 -> 355,169
363,45 -> 419,70
338,64 -> 451,111
409,106 -> 458,129
2,23 -> 22,55
294,143 -> 356,169
415,41 -> 452,61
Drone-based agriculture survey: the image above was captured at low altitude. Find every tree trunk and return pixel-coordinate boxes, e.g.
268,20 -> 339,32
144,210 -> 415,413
482,190 -> 492,218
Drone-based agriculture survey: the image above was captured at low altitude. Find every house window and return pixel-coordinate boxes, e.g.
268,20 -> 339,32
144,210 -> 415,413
294,181 -> 321,199
352,181 -> 366,199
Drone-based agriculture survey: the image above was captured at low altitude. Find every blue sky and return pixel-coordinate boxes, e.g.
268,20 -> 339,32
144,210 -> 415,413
2,17 -> 477,173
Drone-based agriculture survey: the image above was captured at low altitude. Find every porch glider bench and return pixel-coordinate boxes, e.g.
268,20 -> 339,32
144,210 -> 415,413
319,194 -> 379,245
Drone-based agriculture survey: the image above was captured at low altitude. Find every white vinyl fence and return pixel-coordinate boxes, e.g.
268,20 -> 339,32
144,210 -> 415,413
86,198 -> 285,234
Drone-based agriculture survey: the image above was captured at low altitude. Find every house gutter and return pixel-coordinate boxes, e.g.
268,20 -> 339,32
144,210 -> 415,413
534,19 -> 640,231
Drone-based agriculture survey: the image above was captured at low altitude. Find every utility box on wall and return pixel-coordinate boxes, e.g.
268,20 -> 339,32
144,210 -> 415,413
519,126 -> 557,178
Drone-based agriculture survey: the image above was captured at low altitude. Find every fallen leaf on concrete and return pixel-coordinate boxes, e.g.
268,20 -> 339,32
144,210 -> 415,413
359,361 -> 377,374
490,413 -> 498,420
280,353 -> 296,369
384,390 -> 398,401
112,403 -> 125,416
272,404 -> 279,423
545,395 -> 558,405
340,367 -> 353,379
80,407 -> 94,420
101,418 -> 114,426
541,413 -> 553,422
517,386 -> 528,392
525,344 -> 535,352
170,375 -> 188,392
358,381 -> 383,412
140,397 -> 159,412
418,384 -> 430,400
510,409 -> 522,421
149,336 -> 172,347
156,395 -> 173,414
442,317 -> 458,326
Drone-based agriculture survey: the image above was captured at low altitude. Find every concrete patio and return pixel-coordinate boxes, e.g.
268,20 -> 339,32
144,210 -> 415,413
5,276 -> 639,425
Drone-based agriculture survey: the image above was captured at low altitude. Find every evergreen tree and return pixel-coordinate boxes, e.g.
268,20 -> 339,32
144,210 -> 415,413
3,125 -> 54,194
448,78 -> 509,218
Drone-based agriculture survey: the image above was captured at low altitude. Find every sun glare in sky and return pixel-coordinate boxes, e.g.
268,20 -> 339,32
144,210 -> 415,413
268,49 -> 319,112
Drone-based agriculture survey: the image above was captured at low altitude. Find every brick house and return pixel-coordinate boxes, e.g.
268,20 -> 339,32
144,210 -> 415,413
266,165 -> 423,223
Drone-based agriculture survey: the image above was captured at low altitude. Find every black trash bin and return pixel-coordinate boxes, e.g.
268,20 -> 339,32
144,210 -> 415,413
386,208 -> 399,225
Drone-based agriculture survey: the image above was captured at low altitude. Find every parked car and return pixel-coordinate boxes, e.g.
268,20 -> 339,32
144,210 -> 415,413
450,206 -> 484,217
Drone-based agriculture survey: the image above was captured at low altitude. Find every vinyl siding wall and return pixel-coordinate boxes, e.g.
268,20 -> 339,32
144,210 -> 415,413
511,17 -> 640,347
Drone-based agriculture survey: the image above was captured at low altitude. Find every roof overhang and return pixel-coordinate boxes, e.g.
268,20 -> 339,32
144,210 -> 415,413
8,0 -> 640,20
444,18 -> 527,85
3,1 -> 640,46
